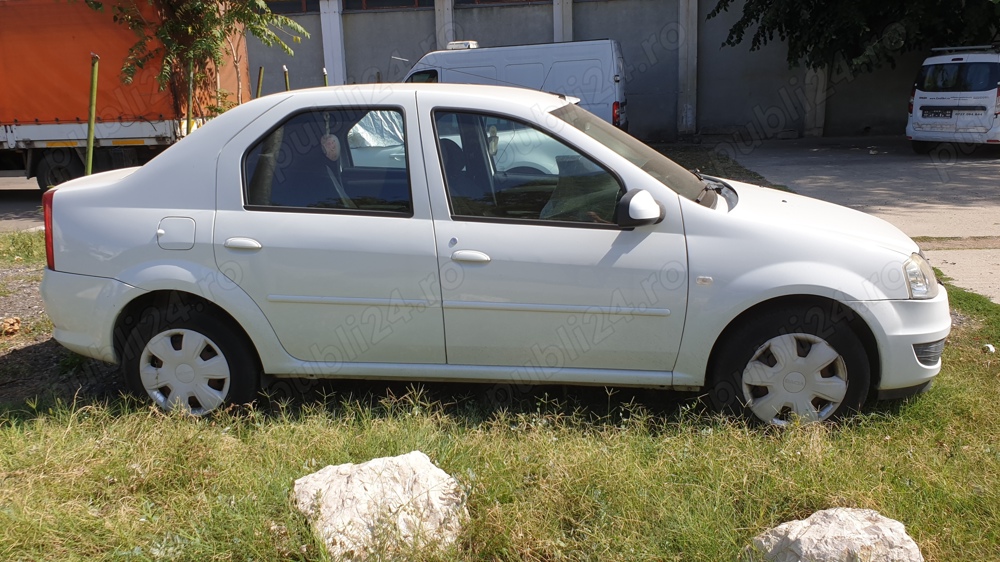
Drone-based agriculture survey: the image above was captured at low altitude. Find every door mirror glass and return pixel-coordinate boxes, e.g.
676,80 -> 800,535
616,189 -> 664,227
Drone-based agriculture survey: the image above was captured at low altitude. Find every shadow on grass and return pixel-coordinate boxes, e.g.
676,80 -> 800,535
0,340 -> 122,422
0,339 -> 929,431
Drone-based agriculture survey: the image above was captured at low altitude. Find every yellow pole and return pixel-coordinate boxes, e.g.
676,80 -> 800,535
85,53 -> 99,176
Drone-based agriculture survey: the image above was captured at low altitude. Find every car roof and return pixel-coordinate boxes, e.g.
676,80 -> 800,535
263,82 -> 576,108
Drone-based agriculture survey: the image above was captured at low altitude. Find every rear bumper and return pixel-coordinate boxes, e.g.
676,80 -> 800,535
906,117 -> 1000,144
40,269 -> 146,363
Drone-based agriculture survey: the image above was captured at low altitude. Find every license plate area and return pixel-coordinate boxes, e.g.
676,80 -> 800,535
922,108 -> 952,119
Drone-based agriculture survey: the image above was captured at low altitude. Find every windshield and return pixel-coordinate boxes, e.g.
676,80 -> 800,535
550,104 -> 711,205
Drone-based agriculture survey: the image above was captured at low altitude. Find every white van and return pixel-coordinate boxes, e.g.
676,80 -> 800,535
906,46 -> 1000,153
404,39 -> 629,130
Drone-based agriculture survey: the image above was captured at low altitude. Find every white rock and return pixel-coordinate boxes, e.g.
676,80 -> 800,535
752,508 -> 923,562
293,451 -> 466,560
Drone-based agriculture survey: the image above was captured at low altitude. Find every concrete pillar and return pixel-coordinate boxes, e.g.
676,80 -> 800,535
319,0 -> 347,85
676,0 -> 698,135
803,67 -> 829,137
553,0 -> 573,43
436,0 -> 455,50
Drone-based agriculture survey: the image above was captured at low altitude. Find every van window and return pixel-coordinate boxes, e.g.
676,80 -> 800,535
406,70 -> 438,83
916,62 -> 1000,93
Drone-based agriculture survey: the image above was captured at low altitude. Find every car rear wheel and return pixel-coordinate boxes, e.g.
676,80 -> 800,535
707,304 -> 870,426
122,302 -> 259,415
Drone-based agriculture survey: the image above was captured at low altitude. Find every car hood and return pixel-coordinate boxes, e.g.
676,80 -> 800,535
721,179 -> 919,256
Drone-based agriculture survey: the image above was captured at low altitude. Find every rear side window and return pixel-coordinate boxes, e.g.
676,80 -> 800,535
243,108 -> 411,215
915,62 -> 1000,92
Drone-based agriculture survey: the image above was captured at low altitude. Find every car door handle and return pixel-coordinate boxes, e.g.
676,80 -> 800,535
451,250 -> 491,263
224,237 -> 262,250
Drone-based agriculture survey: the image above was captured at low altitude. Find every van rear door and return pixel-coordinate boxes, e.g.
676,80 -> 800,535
912,59 -> 1000,135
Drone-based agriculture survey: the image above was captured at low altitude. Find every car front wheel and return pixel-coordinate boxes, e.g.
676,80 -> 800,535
707,304 -> 870,426
122,302 -> 259,415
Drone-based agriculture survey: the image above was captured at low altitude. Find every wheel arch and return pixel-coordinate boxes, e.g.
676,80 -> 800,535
112,289 -> 264,374
705,294 -> 881,397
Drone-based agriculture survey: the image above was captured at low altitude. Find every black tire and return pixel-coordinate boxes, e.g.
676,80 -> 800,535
121,297 -> 260,415
707,303 -> 870,426
911,140 -> 936,155
36,149 -> 84,191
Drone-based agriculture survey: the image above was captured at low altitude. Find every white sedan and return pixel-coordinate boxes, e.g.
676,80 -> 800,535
40,84 -> 951,425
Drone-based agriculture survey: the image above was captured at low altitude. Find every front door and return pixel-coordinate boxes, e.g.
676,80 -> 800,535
423,107 -> 688,380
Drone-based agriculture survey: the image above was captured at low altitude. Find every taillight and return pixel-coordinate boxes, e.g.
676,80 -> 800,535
994,89 -> 1000,116
908,87 -> 915,115
42,189 -> 55,270
612,101 -> 620,127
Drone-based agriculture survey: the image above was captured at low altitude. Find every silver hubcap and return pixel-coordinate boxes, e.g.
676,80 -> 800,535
742,333 -> 848,425
139,329 -> 231,415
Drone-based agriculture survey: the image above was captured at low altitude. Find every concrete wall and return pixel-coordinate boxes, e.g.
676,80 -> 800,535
245,1 -> 923,140
247,14 -> 325,97
575,0 -> 679,141
453,4 -> 552,48
697,1 -> 807,138
823,51 -> 924,136
343,9 -> 437,83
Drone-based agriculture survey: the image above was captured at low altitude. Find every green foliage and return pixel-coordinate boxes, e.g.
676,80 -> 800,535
83,0 -> 308,107
708,0 -> 1000,73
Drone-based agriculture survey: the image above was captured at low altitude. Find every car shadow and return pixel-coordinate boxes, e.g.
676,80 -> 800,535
0,341 -> 704,426
0,340 -> 917,429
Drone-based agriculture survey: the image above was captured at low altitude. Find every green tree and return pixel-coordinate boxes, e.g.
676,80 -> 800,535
85,0 -> 308,110
708,0 -> 1000,73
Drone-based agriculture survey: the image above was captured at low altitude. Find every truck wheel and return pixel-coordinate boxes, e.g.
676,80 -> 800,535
36,150 -> 84,191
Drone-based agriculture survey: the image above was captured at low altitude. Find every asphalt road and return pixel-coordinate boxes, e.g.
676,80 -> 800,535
726,135 -> 1000,303
0,176 -> 42,232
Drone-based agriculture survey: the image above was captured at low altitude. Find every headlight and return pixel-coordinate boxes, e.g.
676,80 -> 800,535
904,253 -> 939,299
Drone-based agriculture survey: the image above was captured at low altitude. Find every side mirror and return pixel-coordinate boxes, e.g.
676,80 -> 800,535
616,189 -> 664,227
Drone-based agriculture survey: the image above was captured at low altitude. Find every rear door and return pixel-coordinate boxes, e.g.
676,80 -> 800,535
214,93 -> 445,367
912,58 -> 1000,134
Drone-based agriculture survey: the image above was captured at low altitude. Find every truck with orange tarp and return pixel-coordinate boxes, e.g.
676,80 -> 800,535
0,0 -> 248,190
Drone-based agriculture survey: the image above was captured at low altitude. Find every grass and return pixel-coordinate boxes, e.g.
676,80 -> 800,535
0,230 -> 45,266
1,280 -> 998,561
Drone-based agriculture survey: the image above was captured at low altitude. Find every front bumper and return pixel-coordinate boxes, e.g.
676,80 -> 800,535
851,285 -> 951,395
40,269 -> 146,363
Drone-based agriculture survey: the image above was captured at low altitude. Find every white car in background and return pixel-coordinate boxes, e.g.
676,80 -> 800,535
41,84 -> 950,425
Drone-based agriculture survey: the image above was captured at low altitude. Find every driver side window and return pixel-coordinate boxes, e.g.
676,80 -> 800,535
434,110 -> 623,224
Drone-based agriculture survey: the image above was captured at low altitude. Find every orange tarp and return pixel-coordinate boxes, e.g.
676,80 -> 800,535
0,0 -> 248,125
